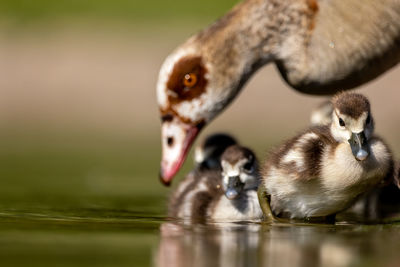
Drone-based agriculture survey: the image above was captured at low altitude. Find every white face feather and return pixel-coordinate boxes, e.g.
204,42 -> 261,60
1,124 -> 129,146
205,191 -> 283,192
330,109 -> 373,143
221,159 -> 245,183
221,159 -> 258,191
173,88 -> 222,122
161,119 -> 188,172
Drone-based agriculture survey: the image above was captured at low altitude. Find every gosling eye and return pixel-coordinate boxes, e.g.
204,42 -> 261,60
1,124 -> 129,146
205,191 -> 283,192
242,162 -> 253,173
182,73 -> 198,88
366,114 -> 371,124
339,118 -> 345,127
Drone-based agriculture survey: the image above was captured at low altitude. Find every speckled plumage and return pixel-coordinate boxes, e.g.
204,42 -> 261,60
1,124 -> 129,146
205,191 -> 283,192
168,144 -> 263,222
262,92 -> 394,219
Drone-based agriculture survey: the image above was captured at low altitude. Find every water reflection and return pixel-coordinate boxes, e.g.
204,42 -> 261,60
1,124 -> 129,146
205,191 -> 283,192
156,221 -> 400,267
157,222 -> 261,267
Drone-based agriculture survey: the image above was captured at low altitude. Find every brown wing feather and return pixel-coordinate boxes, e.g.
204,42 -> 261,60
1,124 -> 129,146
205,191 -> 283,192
279,0 -> 400,94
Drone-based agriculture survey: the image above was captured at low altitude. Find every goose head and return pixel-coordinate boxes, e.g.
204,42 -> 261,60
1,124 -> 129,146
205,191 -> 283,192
220,145 -> 259,200
194,133 -> 237,171
157,21 -> 270,184
330,92 -> 374,161
157,50 -> 244,185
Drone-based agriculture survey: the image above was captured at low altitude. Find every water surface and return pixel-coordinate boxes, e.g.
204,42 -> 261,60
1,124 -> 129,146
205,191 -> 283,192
1,135 -> 400,266
1,203 -> 400,267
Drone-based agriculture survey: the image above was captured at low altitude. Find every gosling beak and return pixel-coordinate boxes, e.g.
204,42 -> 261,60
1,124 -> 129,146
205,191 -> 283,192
225,176 -> 244,200
159,117 -> 203,186
349,131 -> 369,161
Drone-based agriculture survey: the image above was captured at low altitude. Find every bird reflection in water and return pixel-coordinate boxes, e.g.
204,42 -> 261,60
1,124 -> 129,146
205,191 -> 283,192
156,221 -> 364,267
157,222 -> 260,267
156,221 -> 400,267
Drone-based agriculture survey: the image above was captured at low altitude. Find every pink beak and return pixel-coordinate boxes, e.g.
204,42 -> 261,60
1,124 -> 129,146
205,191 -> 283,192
159,118 -> 202,186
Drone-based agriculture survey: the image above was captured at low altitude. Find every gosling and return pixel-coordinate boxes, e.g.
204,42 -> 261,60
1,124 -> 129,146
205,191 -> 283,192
168,144 -> 262,222
262,92 -> 394,220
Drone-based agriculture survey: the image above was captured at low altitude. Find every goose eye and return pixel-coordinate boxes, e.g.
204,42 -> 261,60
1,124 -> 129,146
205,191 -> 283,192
183,73 -> 198,88
339,118 -> 345,127
366,114 -> 371,124
243,162 -> 253,173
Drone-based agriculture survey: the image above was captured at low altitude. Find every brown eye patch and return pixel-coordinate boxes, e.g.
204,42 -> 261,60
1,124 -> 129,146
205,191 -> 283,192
166,56 -> 207,104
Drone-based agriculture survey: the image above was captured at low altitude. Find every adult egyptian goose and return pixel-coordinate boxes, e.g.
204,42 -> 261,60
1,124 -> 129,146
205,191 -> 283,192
261,92 -> 394,220
168,144 -> 262,221
157,0 -> 400,185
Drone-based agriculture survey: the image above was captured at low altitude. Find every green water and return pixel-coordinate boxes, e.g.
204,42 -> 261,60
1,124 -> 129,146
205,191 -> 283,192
1,207 -> 400,267
1,133 -> 400,267
2,0 -> 400,265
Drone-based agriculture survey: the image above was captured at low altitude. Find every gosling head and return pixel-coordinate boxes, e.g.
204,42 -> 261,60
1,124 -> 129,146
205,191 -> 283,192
330,92 -> 374,161
220,145 -> 259,200
194,133 -> 237,171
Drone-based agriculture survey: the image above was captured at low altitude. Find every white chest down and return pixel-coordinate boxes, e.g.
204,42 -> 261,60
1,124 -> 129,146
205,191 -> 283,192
210,191 -> 263,221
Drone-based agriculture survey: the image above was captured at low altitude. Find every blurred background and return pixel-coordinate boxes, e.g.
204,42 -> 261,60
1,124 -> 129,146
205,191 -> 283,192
1,1 -> 400,266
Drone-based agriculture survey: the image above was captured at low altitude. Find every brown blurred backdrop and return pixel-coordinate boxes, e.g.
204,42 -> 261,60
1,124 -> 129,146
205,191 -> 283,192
0,2 -> 399,265
1,1 -> 400,198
